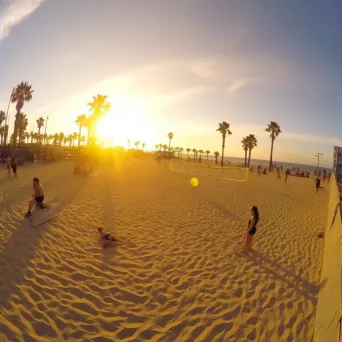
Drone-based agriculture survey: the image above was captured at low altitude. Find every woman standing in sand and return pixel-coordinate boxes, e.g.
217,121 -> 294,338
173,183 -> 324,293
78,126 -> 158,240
243,206 -> 259,251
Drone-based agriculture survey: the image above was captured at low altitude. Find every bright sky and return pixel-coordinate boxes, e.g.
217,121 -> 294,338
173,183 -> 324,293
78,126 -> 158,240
1,0 -> 342,167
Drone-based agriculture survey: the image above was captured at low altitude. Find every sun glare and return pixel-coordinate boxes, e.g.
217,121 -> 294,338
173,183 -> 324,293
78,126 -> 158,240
96,98 -> 155,149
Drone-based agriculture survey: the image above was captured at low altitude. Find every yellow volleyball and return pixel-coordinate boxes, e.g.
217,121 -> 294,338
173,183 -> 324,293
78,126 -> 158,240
190,178 -> 199,187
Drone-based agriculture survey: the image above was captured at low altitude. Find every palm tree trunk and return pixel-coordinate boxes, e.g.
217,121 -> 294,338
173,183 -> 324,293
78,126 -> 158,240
12,112 -> 20,146
269,138 -> 274,171
248,149 -> 252,167
78,126 -> 81,148
244,149 -> 247,168
221,137 -> 225,167
169,139 -> 171,150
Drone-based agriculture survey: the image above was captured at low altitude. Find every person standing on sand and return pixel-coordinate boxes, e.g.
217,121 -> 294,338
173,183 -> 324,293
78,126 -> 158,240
6,156 -> 11,177
285,169 -> 290,183
315,177 -> 321,193
12,156 -> 18,179
277,167 -> 281,180
243,206 -> 259,252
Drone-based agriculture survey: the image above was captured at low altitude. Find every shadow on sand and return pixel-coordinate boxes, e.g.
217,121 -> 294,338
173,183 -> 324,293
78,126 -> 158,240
0,176 -> 88,316
237,249 -> 327,302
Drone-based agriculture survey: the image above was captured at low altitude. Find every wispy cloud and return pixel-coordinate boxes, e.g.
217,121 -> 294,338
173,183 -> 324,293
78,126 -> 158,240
0,0 -> 45,40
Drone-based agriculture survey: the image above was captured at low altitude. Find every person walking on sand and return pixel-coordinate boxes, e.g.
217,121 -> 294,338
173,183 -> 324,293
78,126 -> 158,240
25,177 -> 45,217
6,155 -> 11,177
12,156 -> 18,179
243,206 -> 259,252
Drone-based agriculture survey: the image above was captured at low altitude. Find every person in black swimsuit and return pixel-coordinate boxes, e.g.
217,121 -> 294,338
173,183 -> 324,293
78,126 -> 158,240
243,206 -> 259,252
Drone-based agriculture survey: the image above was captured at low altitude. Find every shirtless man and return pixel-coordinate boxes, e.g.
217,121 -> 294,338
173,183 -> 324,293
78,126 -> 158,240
26,177 -> 44,217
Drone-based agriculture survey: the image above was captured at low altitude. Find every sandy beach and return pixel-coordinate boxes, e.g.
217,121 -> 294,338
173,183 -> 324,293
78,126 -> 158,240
0,158 -> 328,341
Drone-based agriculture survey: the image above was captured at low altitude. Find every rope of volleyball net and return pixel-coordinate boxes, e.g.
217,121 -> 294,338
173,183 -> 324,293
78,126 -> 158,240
170,158 -> 249,182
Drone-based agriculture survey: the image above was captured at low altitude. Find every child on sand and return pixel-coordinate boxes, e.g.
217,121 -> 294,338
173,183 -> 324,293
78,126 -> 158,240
315,178 -> 321,193
243,206 -> 259,252
98,228 -> 121,248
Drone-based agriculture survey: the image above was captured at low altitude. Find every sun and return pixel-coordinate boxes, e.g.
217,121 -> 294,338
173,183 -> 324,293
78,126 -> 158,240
96,97 -> 155,149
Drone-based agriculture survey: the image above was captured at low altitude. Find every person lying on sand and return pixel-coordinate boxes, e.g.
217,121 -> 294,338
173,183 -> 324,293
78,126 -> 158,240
26,177 -> 45,217
98,228 -> 121,248
243,206 -> 259,252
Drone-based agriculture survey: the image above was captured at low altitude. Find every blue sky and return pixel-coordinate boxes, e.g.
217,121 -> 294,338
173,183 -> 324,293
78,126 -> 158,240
1,0 -> 342,167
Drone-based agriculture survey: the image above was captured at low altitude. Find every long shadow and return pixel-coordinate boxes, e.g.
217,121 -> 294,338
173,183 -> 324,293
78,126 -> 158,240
206,199 -> 241,221
0,172 -> 88,316
237,250 -> 327,301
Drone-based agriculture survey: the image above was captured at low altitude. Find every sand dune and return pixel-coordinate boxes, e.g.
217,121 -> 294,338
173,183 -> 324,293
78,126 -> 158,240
0,159 -> 328,341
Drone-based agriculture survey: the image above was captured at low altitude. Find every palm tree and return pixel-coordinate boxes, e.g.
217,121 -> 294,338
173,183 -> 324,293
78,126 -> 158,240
155,144 -> 158,151
265,121 -> 281,171
162,144 -> 168,151
48,134 -> 54,145
53,133 -> 59,145
75,114 -> 87,148
30,131 -> 34,144
36,117 -> 45,144
186,148 -> 191,157
0,126 -> 4,145
72,132 -> 78,147
192,148 -> 197,160
205,150 -> 210,160
33,132 -> 38,143
142,143 -> 146,151
135,141 -> 140,149
11,82 -> 33,146
67,134 -> 73,147
127,139 -> 131,149
80,135 -> 86,145
167,132 -> 174,150
214,151 -> 220,164
216,121 -> 232,167
198,149 -> 204,159
87,94 -> 111,145
159,143 -> 163,151
58,132 -> 64,145
241,137 -> 248,168
25,132 -> 30,144
0,111 -> 5,126
18,113 -> 28,144
247,134 -> 258,167
63,137 -> 68,146
179,147 -> 184,158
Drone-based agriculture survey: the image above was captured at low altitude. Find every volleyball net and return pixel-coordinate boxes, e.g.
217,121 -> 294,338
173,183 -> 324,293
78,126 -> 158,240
170,159 -> 249,182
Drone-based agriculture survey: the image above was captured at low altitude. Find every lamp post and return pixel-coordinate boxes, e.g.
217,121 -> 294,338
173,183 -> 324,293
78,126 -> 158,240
314,153 -> 323,172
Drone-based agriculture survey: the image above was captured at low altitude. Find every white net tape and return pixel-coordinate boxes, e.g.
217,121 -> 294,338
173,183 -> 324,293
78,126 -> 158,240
170,159 -> 248,182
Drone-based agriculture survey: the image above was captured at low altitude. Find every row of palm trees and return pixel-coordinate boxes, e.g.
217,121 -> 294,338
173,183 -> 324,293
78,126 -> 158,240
4,82 -> 282,171
162,120 -> 281,171
1,81 -> 113,148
